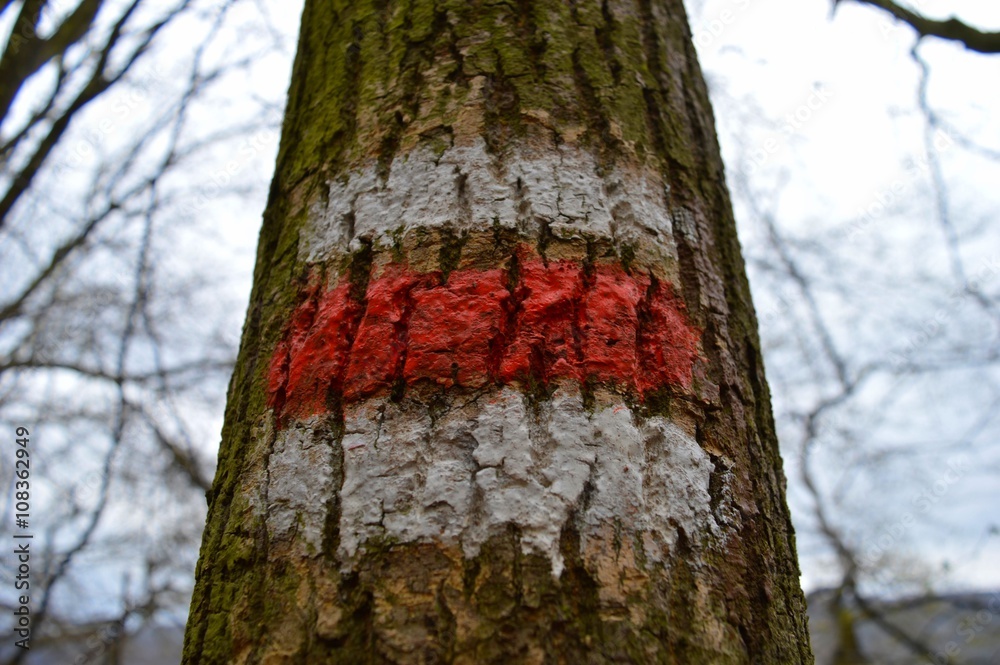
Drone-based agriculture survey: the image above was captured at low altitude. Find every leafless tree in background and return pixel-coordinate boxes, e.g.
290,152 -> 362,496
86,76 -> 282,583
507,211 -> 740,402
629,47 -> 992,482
0,0 -> 293,660
698,2 -> 1000,662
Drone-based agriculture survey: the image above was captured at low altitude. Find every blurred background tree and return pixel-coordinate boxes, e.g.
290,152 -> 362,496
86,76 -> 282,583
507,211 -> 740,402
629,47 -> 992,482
0,0 -> 297,660
692,0 -> 1000,661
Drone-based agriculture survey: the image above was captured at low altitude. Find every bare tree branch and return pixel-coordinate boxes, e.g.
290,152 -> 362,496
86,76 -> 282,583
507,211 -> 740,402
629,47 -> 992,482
840,0 -> 1000,54
0,0 -> 107,116
0,0 -> 291,653
0,0 -> 194,230
910,45 -> 1000,330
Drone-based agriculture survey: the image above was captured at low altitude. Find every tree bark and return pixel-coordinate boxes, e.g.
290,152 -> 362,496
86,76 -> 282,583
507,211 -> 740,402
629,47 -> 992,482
182,0 -> 813,662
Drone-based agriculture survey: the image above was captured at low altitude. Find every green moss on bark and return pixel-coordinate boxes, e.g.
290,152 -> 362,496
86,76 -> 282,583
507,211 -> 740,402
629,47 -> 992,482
183,1 -> 813,663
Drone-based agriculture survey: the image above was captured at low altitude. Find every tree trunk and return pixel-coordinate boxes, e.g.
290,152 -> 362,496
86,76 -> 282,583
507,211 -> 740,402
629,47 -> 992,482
182,0 -> 813,662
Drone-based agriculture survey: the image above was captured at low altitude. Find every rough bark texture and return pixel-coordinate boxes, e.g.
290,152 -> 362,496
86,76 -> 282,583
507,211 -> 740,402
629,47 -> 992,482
182,0 -> 813,662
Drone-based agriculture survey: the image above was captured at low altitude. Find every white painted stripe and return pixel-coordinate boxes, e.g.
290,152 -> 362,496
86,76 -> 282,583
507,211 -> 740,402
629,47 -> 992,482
265,416 -> 337,556
331,385 -> 722,576
300,139 -> 680,271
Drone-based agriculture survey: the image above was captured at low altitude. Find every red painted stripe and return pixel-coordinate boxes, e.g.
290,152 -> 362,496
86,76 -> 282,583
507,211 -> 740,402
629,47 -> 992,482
638,280 -> 701,394
403,268 -> 508,389
268,279 -> 361,419
268,258 -> 700,421
579,266 -> 649,384
343,265 -> 428,401
499,259 -> 583,384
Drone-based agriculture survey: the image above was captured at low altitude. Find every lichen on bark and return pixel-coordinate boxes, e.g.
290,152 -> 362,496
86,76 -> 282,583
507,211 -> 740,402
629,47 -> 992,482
182,0 -> 814,663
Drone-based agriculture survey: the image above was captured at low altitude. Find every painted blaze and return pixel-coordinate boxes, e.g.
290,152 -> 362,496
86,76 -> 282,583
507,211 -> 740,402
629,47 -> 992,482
267,255 -> 700,423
